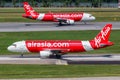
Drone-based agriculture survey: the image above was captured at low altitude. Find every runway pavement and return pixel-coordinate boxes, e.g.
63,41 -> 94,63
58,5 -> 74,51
0,22 -> 119,32
0,54 -> 120,65
0,77 -> 120,80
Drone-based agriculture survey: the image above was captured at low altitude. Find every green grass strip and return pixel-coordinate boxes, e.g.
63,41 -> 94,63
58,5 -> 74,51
0,65 -> 120,78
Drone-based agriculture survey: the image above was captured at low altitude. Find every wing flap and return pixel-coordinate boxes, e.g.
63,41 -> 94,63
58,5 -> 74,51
42,48 -> 69,54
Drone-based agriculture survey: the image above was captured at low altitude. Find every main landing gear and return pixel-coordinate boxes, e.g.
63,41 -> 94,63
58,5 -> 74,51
84,22 -> 87,24
56,22 -> 63,27
55,53 -> 62,59
20,53 -> 24,58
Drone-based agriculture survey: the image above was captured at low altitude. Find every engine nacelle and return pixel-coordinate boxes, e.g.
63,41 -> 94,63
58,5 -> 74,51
40,51 -> 53,58
66,19 -> 74,24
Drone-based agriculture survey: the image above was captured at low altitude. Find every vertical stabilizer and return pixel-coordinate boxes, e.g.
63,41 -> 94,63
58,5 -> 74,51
23,2 -> 39,19
94,24 -> 112,47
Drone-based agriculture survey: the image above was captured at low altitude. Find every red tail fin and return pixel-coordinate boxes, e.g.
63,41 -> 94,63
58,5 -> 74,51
94,24 -> 112,47
23,2 -> 38,19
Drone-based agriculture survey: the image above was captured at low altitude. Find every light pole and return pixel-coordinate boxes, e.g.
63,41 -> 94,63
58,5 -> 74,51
118,0 -> 120,8
18,0 -> 20,7
98,0 -> 101,7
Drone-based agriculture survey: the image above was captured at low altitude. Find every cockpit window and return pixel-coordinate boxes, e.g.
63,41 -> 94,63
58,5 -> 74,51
89,15 -> 92,17
12,44 -> 17,47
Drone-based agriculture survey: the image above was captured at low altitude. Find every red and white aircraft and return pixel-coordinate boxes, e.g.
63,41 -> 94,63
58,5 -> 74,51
8,24 -> 113,58
22,2 -> 95,25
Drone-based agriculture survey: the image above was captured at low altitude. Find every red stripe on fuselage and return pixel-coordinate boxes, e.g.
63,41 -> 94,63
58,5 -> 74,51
41,13 -> 83,21
25,40 -> 86,53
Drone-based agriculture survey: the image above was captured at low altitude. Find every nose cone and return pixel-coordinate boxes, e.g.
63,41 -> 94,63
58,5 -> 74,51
91,16 -> 96,20
7,46 -> 15,52
81,13 -> 96,21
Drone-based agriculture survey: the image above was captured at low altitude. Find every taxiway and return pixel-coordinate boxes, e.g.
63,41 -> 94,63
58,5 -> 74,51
0,54 -> 120,65
0,22 -> 119,32
0,77 -> 120,80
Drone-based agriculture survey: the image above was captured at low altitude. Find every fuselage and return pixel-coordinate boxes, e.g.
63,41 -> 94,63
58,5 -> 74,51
7,40 -> 113,54
23,12 -> 95,22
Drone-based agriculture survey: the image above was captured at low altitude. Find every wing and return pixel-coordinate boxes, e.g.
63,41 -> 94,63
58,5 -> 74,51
54,18 -> 75,24
39,48 -> 69,59
54,17 -> 67,22
44,48 -> 69,54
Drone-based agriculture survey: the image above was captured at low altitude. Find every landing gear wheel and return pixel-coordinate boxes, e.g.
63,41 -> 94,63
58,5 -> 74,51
20,53 -> 23,58
58,22 -> 62,26
84,22 -> 86,24
56,54 -> 62,59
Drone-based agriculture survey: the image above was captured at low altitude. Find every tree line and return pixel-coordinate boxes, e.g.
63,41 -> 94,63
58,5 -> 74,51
0,0 -> 118,7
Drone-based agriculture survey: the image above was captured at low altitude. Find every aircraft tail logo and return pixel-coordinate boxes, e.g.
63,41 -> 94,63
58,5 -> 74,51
94,24 -> 112,47
23,2 -> 38,17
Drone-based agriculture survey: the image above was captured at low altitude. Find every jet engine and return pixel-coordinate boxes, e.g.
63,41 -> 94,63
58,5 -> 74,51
40,51 -> 53,58
66,19 -> 74,24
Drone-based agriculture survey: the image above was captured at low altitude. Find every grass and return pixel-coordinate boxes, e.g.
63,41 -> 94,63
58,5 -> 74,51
0,8 -> 120,13
0,30 -> 120,54
0,8 -> 120,22
0,65 -> 120,78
